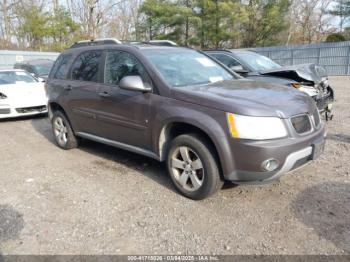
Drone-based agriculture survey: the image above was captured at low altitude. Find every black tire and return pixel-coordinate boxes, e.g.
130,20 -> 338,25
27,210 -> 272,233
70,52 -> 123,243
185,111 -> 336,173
167,134 -> 223,200
51,110 -> 78,150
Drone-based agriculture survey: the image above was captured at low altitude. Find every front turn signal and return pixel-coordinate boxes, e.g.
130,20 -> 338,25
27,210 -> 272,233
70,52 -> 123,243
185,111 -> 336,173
291,83 -> 301,89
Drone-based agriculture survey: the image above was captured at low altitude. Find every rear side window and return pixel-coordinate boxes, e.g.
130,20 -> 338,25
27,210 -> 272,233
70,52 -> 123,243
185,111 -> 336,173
50,54 -> 72,79
211,53 -> 241,68
71,50 -> 102,82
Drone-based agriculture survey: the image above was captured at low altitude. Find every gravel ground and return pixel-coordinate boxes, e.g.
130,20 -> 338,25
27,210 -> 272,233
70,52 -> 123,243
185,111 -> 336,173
0,76 -> 349,255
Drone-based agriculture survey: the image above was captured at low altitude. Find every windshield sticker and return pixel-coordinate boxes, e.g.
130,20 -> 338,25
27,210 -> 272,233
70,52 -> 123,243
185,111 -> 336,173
209,76 -> 224,83
196,57 -> 216,67
16,72 -> 27,76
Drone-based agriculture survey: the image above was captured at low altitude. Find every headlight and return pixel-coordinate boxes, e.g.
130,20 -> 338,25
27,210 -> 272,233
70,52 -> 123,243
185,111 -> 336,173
0,92 -> 7,99
227,113 -> 287,140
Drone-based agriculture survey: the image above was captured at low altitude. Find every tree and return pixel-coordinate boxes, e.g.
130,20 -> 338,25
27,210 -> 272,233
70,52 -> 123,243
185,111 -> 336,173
138,0 -> 191,43
16,2 -> 50,50
240,0 -> 291,47
327,0 -> 350,30
47,7 -> 79,51
287,0 -> 335,44
326,32 -> 346,42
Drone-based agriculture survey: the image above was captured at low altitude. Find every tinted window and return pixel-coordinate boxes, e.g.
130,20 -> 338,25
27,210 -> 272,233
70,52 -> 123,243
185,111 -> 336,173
51,54 -> 72,79
104,51 -> 152,88
211,53 -> 241,68
71,50 -> 102,82
143,49 -> 234,87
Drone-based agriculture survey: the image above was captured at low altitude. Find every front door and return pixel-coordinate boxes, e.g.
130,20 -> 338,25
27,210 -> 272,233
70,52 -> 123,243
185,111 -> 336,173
94,50 -> 152,150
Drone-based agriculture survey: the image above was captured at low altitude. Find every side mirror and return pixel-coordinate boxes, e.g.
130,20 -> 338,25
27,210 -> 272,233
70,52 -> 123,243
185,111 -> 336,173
230,65 -> 248,74
119,75 -> 151,92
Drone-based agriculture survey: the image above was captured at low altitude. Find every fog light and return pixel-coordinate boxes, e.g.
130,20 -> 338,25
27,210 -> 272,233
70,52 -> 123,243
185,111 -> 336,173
261,158 -> 279,172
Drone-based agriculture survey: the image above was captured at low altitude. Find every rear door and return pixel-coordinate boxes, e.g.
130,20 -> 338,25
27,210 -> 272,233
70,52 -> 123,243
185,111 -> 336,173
63,50 -> 103,134
94,50 -> 153,149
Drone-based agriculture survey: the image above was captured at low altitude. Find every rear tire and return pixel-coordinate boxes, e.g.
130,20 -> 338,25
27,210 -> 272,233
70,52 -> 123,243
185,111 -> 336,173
167,134 -> 223,200
51,110 -> 78,150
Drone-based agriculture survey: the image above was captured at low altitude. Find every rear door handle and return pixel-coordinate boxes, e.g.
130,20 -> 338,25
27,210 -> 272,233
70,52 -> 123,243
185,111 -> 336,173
64,85 -> 72,91
98,91 -> 111,98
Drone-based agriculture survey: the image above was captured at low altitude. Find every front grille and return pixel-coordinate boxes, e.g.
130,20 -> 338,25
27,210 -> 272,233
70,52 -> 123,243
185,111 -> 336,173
312,109 -> 320,127
291,114 -> 312,134
16,105 -> 47,114
0,108 -> 11,114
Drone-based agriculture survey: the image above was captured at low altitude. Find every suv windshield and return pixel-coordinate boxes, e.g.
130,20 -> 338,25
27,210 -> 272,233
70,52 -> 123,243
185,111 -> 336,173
143,49 -> 234,87
235,52 -> 281,71
0,71 -> 38,85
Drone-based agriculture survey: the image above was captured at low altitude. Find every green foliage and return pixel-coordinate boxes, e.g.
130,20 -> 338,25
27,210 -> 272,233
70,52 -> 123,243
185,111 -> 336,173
47,7 -> 79,51
325,33 -> 346,42
17,4 -> 50,49
16,3 -> 78,51
240,0 -> 291,47
138,0 -> 291,48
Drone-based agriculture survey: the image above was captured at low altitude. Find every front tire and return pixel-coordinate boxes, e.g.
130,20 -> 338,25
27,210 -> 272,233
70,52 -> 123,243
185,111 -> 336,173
167,134 -> 223,200
51,110 -> 78,150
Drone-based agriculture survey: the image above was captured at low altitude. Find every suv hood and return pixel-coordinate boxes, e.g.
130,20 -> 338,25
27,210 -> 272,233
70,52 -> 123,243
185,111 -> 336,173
171,79 -> 316,118
258,63 -> 327,86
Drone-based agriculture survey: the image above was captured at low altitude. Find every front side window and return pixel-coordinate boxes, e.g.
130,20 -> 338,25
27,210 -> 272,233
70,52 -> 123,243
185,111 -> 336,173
211,53 -> 241,68
104,51 -> 152,88
142,49 -> 234,87
71,50 -> 102,82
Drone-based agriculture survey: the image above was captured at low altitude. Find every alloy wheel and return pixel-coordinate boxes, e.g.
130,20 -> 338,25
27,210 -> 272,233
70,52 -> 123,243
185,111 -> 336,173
171,146 -> 204,191
53,117 -> 68,147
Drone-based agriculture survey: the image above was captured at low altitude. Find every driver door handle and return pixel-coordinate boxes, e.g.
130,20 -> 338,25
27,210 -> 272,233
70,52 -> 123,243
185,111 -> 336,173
64,85 -> 72,91
98,91 -> 111,98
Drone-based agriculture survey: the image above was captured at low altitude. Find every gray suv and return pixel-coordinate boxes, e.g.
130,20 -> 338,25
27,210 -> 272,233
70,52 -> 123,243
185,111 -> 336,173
46,43 -> 326,200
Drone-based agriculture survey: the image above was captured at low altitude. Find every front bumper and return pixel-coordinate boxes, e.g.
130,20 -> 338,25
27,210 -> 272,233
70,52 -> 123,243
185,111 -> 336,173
225,123 -> 326,184
0,104 -> 47,119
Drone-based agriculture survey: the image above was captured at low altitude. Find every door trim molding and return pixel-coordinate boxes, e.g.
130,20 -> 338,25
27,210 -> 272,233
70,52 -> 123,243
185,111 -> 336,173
76,132 -> 160,161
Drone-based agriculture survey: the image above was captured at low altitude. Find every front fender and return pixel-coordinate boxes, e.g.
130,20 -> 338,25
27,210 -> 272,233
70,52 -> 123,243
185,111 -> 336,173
151,96 -> 236,177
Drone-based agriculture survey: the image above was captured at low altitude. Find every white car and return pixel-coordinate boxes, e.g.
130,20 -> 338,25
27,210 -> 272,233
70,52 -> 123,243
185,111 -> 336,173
0,70 -> 48,119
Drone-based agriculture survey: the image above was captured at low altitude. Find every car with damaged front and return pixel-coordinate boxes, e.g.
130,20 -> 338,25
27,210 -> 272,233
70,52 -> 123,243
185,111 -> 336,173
205,49 -> 334,120
14,59 -> 55,82
46,43 -> 326,200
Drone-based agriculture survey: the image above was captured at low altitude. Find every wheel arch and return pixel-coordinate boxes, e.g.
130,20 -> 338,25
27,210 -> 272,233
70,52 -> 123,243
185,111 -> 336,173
158,121 -> 230,179
48,101 -> 66,120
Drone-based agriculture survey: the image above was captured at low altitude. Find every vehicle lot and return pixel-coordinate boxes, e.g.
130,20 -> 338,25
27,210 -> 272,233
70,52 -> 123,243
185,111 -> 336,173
0,76 -> 349,255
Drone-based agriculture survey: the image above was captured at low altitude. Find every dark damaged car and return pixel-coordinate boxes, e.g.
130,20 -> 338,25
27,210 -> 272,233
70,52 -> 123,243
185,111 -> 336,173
206,50 -> 334,120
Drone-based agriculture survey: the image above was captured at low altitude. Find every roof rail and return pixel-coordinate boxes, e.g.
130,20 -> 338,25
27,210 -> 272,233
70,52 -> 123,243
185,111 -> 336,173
69,38 -> 178,49
203,49 -> 231,53
148,40 -> 178,46
121,40 -> 178,46
69,38 -> 122,48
